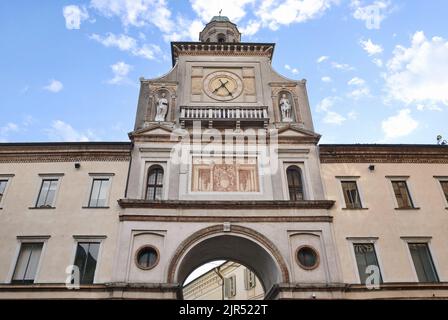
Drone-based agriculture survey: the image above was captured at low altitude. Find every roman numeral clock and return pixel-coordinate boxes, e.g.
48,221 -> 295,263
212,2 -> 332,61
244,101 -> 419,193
203,71 -> 243,101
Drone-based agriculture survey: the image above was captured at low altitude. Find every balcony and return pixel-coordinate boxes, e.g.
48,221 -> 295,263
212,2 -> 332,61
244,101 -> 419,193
179,105 -> 269,129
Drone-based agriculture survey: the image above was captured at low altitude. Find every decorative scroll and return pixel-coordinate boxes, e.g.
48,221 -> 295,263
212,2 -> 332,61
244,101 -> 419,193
192,157 -> 259,192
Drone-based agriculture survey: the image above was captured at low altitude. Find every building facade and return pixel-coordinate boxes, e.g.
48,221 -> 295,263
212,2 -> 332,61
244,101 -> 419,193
0,17 -> 447,300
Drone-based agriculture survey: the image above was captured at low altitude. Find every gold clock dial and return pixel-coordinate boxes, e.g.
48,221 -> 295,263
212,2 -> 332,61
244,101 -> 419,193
203,71 -> 244,101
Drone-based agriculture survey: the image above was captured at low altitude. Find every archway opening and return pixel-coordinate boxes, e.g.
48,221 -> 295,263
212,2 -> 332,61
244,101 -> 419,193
183,260 -> 264,300
174,234 -> 283,300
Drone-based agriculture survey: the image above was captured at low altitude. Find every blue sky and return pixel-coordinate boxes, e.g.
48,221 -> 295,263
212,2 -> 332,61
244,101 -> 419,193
1,0 -> 447,144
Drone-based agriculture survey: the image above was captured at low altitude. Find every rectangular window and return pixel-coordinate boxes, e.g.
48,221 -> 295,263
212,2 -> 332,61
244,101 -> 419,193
408,243 -> 439,283
12,243 -> 43,284
341,181 -> 362,209
73,242 -> 100,284
391,181 -> 414,209
440,181 -> 448,203
244,268 -> 256,290
0,179 -> 7,204
353,243 -> 383,285
36,179 -> 58,207
88,179 -> 110,207
224,275 -> 236,298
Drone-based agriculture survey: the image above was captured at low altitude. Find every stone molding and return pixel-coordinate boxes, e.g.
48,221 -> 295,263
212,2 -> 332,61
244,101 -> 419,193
119,215 -> 333,223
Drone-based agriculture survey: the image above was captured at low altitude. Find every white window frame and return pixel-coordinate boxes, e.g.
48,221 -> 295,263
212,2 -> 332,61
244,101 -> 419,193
7,235 -> 50,284
33,174 -> 64,208
346,237 -> 386,284
434,176 -> 448,208
401,237 -> 440,283
224,274 -> 236,298
84,173 -> 114,208
386,176 -> 419,209
0,174 -> 14,209
336,176 -> 367,210
71,235 -> 106,284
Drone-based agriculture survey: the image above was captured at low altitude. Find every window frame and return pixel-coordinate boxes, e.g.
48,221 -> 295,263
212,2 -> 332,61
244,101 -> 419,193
0,174 -> 14,209
434,176 -> 448,208
244,268 -> 256,290
9,236 -> 50,284
386,176 -> 419,210
85,173 -> 114,208
401,237 -> 440,283
224,274 -> 236,298
134,245 -> 160,270
346,237 -> 385,284
145,164 -> 165,200
337,177 -> 366,210
286,165 -> 305,201
33,174 -> 63,209
71,236 -> 106,285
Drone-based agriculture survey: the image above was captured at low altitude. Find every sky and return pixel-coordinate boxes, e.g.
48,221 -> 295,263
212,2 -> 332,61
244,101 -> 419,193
1,0 -> 448,144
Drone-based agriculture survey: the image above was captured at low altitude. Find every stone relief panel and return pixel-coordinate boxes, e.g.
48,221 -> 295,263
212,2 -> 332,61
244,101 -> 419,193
191,157 -> 259,192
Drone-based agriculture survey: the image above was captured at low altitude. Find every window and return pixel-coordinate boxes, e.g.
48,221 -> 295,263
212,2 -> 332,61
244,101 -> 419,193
73,242 -> 100,284
408,243 -> 439,283
353,243 -> 383,285
391,180 -> 414,209
135,246 -> 159,270
287,166 -> 304,200
224,275 -> 236,298
217,33 -> 226,43
0,179 -> 7,204
341,181 -> 362,209
440,181 -> 448,203
146,165 -> 164,200
88,178 -> 110,207
36,179 -> 59,207
244,268 -> 256,290
12,243 -> 43,284
296,246 -> 320,270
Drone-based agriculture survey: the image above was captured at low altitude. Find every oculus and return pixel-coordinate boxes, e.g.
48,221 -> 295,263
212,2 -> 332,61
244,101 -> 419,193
135,245 -> 160,270
296,245 -> 320,270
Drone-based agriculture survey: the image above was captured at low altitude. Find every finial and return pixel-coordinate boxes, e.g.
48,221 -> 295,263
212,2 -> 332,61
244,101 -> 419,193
219,9 -> 222,16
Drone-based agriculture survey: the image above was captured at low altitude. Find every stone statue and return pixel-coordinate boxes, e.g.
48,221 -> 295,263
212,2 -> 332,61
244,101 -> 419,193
279,93 -> 292,122
155,93 -> 168,122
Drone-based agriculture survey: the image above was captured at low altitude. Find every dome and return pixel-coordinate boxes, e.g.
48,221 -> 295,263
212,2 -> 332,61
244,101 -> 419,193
210,15 -> 230,22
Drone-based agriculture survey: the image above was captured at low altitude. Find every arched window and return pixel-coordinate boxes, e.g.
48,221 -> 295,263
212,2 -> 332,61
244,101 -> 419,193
146,165 -> 164,200
217,33 -> 226,43
286,166 -> 304,200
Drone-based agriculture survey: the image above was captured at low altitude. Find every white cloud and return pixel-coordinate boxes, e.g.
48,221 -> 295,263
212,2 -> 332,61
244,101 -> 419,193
321,76 -> 332,83
46,120 -> 96,142
331,61 -> 354,71
323,111 -> 346,125
347,77 -> 370,99
360,38 -> 383,56
163,17 -> 204,42
190,0 -> 255,23
257,0 -> 337,31
284,64 -> 299,75
385,31 -> 448,108
381,109 -> 418,139
316,96 -> 338,112
372,58 -> 383,67
240,20 -> 262,37
350,0 -> 391,30
108,61 -> 132,84
43,80 -> 64,93
90,33 -> 161,60
317,55 -> 329,63
63,5 -> 89,30
90,0 -> 173,32
416,104 -> 442,112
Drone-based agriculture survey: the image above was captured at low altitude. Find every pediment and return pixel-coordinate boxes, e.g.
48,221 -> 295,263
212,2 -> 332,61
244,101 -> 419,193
272,125 -> 321,143
130,123 -> 175,139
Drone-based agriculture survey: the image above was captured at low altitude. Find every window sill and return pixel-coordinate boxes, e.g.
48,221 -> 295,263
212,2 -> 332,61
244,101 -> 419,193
28,206 -> 56,210
342,208 -> 369,211
394,207 -> 420,211
82,206 -> 110,209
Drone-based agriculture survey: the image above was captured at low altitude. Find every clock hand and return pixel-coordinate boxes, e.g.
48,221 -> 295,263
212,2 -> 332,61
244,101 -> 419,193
213,80 -> 229,94
219,79 -> 233,96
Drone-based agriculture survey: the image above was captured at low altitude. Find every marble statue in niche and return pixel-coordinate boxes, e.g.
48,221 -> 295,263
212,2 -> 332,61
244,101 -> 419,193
155,92 -> 169,122
279,93 -> 293,122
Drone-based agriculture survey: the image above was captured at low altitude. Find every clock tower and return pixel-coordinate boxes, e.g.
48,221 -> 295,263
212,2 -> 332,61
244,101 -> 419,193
117,17 -> 342,299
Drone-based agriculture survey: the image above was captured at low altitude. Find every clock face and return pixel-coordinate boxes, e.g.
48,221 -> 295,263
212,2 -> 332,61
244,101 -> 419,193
203,71 -> 243,101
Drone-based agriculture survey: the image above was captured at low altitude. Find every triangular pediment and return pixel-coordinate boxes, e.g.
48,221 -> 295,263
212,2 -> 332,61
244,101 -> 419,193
130,123 -> 175,139
273,124 -> 321,143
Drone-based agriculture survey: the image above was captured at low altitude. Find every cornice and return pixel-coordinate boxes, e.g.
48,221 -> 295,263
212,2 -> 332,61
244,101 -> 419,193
119,215 -> 333,223
0,142 -> 131,163
118,199 -> 335,210
319,144 -> 448,163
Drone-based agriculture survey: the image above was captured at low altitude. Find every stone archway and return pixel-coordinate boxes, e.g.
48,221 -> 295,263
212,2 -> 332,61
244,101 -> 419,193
167,225 -> 290,299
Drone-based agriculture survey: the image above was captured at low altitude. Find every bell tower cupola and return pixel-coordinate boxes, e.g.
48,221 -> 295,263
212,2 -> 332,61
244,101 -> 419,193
199,15 -> 241,43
